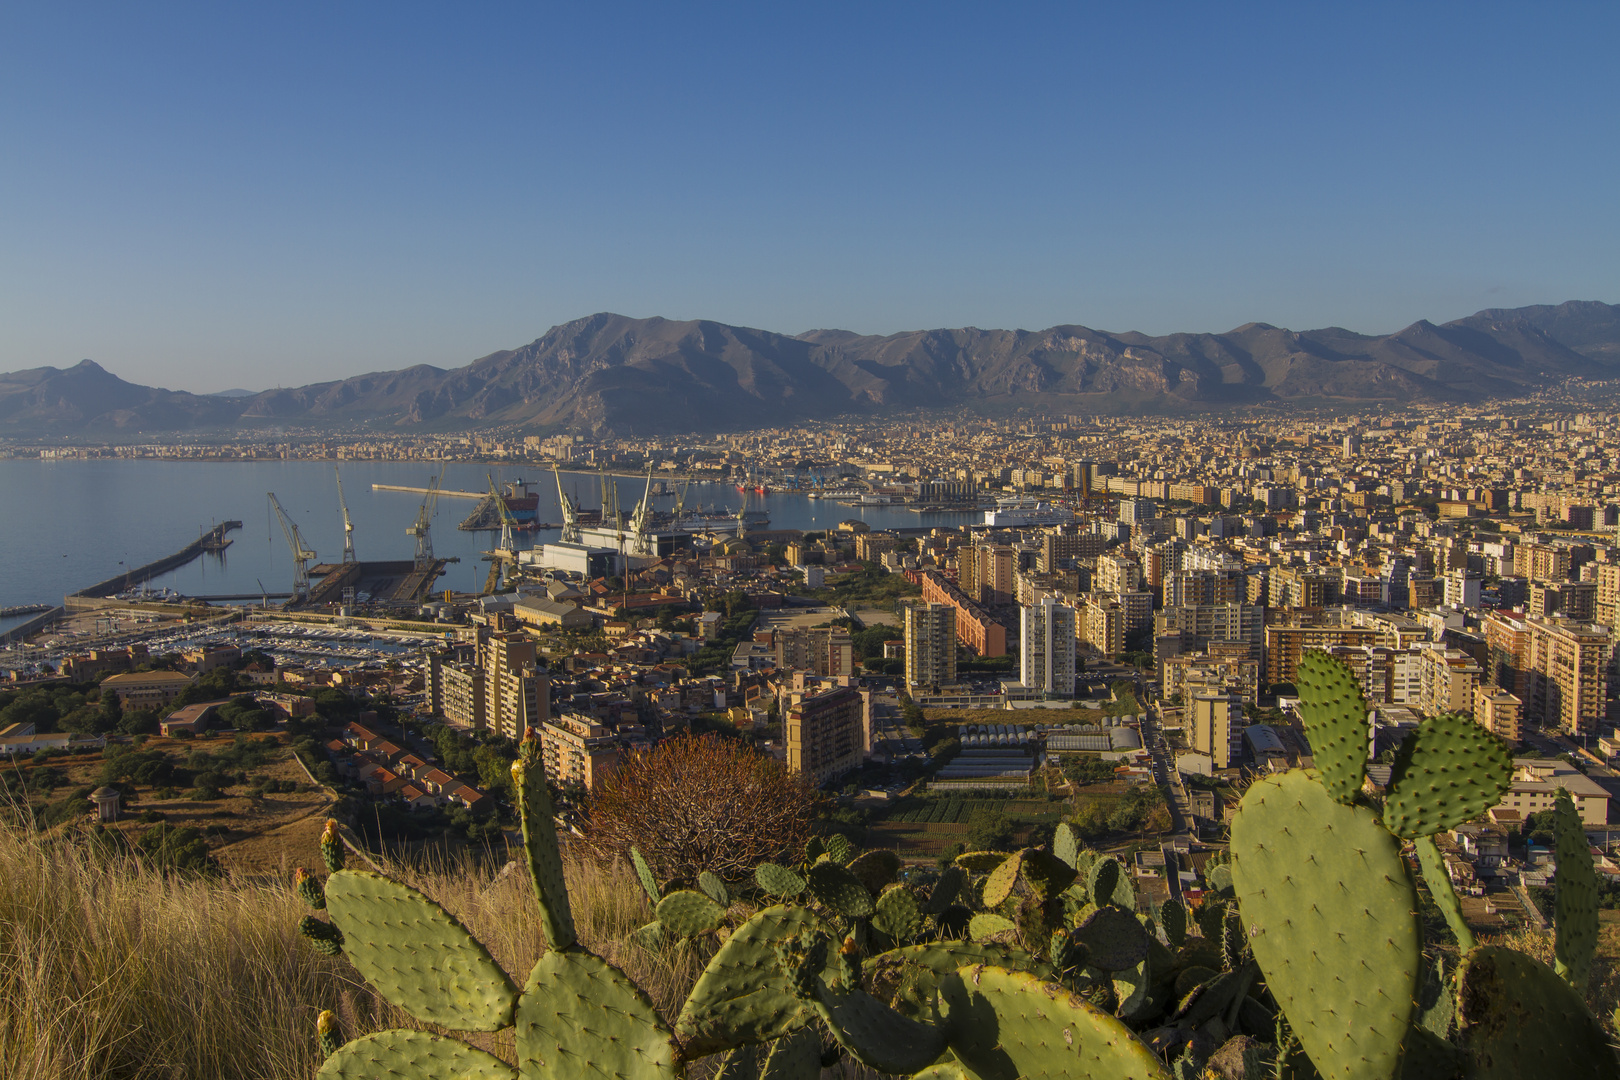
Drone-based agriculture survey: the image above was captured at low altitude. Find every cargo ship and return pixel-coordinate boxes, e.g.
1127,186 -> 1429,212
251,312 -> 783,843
457,479 -> 542,531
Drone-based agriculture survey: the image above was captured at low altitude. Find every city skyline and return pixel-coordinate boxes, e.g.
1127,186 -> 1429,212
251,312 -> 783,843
3,3 -> 1617,391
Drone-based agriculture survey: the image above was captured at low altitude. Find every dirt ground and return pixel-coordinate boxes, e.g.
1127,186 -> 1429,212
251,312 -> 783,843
23,735 -> 335,881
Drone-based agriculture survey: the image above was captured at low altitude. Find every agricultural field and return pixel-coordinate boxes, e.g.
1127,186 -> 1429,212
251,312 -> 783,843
921,706 -> 1107,726
866,794 -> 1066,859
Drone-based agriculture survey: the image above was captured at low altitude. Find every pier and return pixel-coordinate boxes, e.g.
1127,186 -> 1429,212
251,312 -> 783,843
371,484 -> 485,500
71,521 -> 243,599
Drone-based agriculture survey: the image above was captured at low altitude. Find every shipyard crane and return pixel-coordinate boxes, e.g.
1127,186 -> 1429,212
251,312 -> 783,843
407,473 -> 440,572
626,467 -> 656,557
673,476 -> 691,517
334,467 -> 357,564
734,487 -> 748,541
553,465 -> 582,544
267,493 -> 316,603
480,473 -> 525,594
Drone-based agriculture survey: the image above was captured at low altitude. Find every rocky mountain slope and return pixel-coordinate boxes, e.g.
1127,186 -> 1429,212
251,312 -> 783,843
4,300 -> 1617,436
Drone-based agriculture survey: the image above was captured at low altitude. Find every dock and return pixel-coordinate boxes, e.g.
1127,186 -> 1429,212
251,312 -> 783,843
372,484 -> 486,500
72,521 -> 243,598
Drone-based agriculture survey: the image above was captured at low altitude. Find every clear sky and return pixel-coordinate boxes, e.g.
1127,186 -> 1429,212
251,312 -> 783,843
2,2 -> 1616,392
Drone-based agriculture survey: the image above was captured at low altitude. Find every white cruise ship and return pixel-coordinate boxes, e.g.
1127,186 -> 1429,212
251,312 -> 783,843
983,498 -> 1075,527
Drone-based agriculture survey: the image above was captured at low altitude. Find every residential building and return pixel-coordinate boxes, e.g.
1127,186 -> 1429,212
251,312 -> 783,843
785,684 -> 864,784
775,627 -> 855,678
1019,597 -> 1077,698
1494,758 -> 1609,825
1526,617 -> 1612,736
904,602 -> 957,692
1189,693 -> 1244,769
538,712 -> 620,790
1473,686 -> 1523,743
1416,647 -> 1483,718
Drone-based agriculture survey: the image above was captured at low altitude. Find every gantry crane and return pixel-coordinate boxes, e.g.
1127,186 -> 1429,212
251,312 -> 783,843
483,473 -> 523,594
334,467 -> 357,564
407,472 -> 440,572
553,465 -> 582,544
267,492 -> 317,603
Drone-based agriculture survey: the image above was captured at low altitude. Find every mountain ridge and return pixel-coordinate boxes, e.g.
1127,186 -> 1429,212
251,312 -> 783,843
4,300 -> 1617,436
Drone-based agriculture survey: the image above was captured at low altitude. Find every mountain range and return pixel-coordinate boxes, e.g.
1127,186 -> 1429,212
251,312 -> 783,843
4,300 -> 1618,437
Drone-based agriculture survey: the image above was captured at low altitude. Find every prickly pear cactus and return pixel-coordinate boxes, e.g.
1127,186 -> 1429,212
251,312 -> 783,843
1552,789 -> 1599,991
1454,945 -> 1620,1079
1293,650 -> 1370,803
1413,835 -> 1475,951
754,862 -> 806,897
515,948 -> 679,1080
1230,770 -> 1421,1080
1382,712 -> 1512,839
939,965 -> 1172,1080
317,1029 -> 516,1079
657,889 -> 728,937
674,904 -> 833,1056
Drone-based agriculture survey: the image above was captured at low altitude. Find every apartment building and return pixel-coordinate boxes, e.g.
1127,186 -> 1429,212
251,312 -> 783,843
1473,686 -> 1523,743
1019,597 -> 1077,699
904,601 -> 957,692
1416,647 -> 1484,718
538,712 -> 619,790
1189,693 -> 1244,769
775,627 -> 855,678
785,684 -> 864,784
1526,617 -> 1612,736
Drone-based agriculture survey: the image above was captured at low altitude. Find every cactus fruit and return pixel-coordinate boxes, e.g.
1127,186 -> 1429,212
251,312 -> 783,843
697,869 -> 731,908
955,851 -> 1009,873
1293,651 -> 1371,804
1413,835 -> 1475,951
511,731 -> 576,951
316,1029 -> 516,1079
847,849 -> 902,893
1454,945 -> 1620,1080
824,834 -> 855,864
674,904 -> 831,1056
630,846 -> 661,904
874,884 -> 923,941
1054,822 -> 1081,868
807,860 -> 875,917
970,913 -> 1018,942
316,1010 -> 341,1059
319,819 -> 345,874
925,865 -> 965,913
299,915 -> 344,956
323,869 -> 519,1031
1229,770 -> 1421,1080
1552,789 -> 1599,991
1159,898 -> 1189,948
940,965 -> 1172,1080
295,866 -> 326,910
516,948 -> 679,1080
758,1027 -> 821,1080
1381,712 -> 1512,839
754,863 -> 806,897
657,889 -> 729,937
1070,906 -> 1150,972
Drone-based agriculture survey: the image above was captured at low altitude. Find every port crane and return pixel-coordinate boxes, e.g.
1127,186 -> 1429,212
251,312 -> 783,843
267,493 -> 316,603
553,465 -> 582,544
334,467 -> 357,564
407,473 -> 440,572
481,472 -> 524,594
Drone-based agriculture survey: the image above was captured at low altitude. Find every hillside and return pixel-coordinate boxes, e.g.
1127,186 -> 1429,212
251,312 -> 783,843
4,300 -> 1618,436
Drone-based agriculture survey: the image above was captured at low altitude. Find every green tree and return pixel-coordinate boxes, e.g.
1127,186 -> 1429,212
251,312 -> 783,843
964,808 -> 1014,851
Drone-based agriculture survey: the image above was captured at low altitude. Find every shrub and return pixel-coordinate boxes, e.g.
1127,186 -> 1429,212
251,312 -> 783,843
585,733 -> 814,882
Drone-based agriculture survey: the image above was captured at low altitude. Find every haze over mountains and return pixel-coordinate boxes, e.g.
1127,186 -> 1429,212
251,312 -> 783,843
4,300 -> 1619,438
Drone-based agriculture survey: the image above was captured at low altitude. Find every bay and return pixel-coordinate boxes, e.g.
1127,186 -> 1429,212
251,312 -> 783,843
0,460 -> 978,626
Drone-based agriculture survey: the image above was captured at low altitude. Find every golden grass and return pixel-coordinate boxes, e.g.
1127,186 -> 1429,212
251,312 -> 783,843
0,823 -> 712,1080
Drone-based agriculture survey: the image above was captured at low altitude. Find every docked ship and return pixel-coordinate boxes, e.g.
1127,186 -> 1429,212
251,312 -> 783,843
458,479 -> 542,531
982,497 -> 1075,528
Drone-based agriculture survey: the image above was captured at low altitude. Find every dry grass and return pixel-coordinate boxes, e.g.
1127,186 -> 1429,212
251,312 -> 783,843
0,824 -> 711,1080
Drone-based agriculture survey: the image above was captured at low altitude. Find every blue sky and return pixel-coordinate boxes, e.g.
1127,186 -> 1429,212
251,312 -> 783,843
2,2 -> 1616,392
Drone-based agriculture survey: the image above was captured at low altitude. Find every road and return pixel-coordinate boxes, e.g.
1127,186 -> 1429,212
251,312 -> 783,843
1139,704 -> 1193,837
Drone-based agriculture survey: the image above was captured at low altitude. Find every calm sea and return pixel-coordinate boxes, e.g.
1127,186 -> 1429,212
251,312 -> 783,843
0,460 -> 978,630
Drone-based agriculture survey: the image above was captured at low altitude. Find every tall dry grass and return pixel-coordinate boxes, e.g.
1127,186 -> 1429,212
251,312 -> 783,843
0,825 -> 713,1080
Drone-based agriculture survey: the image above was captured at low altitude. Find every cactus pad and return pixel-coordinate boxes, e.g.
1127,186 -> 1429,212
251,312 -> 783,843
715,1043 -> 761,1080
658,889 -> 728,937
955,851 -> 1010,873
759,1027 -> 821,1080
1382,712 -> 1512,838
1294,651 -> 1371,804
675,904 -> 830,1056
1071,905 -> 1150,972
847,849 -> 902,893
1088,856 -> 1135,910
517,947 -> 678,1080
1553,790 -> 1599,991
323,869 -> 519,1031
1160,898 -> 1188,948
631,846 -> 661,904
754,863 -> 806,897
512,736 -> 577,951
969,913 -> 1017,941
1205,863 -> 1233,897
794,966 -> 949,1074
982,850 -> 1025,907
808,860 -> 875,917
1455,945 -> 1619,1080
698,869 -> 731,907
940,965 -> 1172,1080
1020,850 -> 1079,900
925,866 -> 965,913
1230,770 -> 1420,1080
825,834 -> 855,864
317,1030 -> 516,1080
1054,822 -> 1081,868
874,885 -> 923,940
1413,835 -> 1475,951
